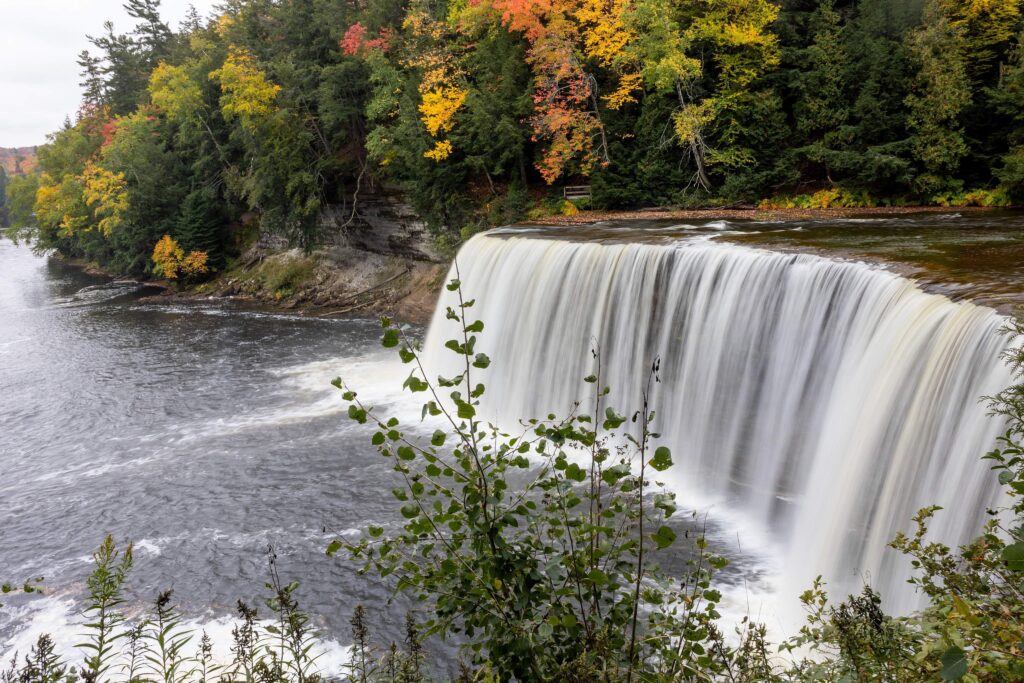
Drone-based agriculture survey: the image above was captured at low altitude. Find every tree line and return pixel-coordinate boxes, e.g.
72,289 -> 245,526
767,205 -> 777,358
4,0 -> 1024,277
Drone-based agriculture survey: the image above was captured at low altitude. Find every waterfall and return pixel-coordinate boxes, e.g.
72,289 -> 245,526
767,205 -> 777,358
422,232 -> 1015,618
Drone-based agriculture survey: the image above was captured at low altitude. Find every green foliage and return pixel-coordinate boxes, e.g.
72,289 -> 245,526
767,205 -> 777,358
931,187 -> 1012,208
333,279 -> 744,680
3,539 -> 360,683
3,173 -> 41,240
254,255 -> 317,299
905,0 -> 972,196
144,590 -> 192,683
0,166 -> 7,227
759,187 -> 879,209
4,634 -> 71,683
80,535 -> 133,682
176,187 -> 223,267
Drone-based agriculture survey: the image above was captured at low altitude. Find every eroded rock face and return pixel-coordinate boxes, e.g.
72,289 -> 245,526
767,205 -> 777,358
220,192 -> 447,322
319,194 -> 443,263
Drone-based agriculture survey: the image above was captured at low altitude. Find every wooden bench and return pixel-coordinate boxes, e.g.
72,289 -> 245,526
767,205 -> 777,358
563,185 -> 592,201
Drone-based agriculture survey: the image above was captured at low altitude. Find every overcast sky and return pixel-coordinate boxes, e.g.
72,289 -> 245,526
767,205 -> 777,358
0,0 -> 219,148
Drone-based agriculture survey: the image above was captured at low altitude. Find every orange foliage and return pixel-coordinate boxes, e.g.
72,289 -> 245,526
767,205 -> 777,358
485,0 -> 604,182
152,234 -> 209,280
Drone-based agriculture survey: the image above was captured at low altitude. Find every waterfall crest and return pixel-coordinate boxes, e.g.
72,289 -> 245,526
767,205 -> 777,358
423,232 -> 1014,614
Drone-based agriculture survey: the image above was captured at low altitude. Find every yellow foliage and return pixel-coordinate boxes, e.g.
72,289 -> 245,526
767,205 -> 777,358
149,62 -> 203,121
418,84 -> 466,162
152,234 -> 209,280
419,86 -> 468,136
604,72 -> 644,109
561,200 -> 579,216
34,179 -> 63,228
215,13 -> 234,37
689,0 -> 780,89
424,140 -> 454,161
673,101 -> 717,145
757,188 -> 878,210
35,173 -> 90,235
399,7 -> 468,162
81,162 -> 129,236
210,48 -> 281,128
942,0 -> 1020,74
578,0 -> 635,67
180,249 -> 210,276
152,234 -> 185,279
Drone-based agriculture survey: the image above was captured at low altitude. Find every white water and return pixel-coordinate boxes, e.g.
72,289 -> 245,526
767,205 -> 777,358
423,233 -> 1015,622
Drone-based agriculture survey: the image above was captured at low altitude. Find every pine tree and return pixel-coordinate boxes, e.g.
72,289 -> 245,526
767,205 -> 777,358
821,0 -> 917,193
990,34 -> 1024,198
125,0 -> 171,59
77,50 -> 107,110
176,186 -> 222,266
792,1 -> 849,145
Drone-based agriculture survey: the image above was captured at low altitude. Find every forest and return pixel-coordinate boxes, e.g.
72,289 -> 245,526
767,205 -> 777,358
4,0 -> 1024,277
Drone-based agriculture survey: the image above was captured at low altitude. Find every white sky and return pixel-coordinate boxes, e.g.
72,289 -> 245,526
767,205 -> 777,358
0,0 -> 220,147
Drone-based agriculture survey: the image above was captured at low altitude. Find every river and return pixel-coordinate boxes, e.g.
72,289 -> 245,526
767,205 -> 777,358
0,239 -> 422,667
2,211 -> 1022,669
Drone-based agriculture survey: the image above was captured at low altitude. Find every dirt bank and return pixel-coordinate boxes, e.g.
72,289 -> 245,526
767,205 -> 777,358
141,244 -> 449,324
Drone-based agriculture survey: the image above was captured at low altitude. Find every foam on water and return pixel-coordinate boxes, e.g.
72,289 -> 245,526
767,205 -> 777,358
1,596 -> 352,676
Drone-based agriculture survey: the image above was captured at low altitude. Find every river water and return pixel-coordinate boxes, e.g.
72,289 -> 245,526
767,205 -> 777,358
2,211 -> 1022,669
0,239 -> 424,667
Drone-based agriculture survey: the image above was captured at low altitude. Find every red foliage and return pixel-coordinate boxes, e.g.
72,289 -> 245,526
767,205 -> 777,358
341,22 -> 368,55
341,23 -> 391,57
100,118 -> 121,146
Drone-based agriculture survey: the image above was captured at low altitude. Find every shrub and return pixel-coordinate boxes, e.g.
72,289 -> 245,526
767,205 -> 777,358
255,255 -> 317,298
931,187 -> 1013,208
151,235 -> 209,282
1,540 -> 414,683
757,187 -> 877,210
331,276 -> 754,680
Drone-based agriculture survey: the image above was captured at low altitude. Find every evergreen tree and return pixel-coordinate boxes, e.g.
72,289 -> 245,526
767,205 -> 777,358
88,21 -> 149,114
905,0 -> 971,196
792,1 -> 849,149
814,0 -> 918,194
990,34 -> 1024,198
176,186 -> 223,266
125,0 -> 172,60
77,50 -> 107,111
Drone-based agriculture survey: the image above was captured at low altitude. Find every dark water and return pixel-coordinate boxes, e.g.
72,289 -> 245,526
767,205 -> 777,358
523,210 -> 1024,312
723,210 -> 1024,311
0,240 -> 423,665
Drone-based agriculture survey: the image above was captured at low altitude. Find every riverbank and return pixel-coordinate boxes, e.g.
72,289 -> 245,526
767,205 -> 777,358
155,244 -> 447,324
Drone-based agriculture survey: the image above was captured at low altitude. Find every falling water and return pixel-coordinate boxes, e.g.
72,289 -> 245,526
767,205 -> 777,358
422,232 -> 1015,617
